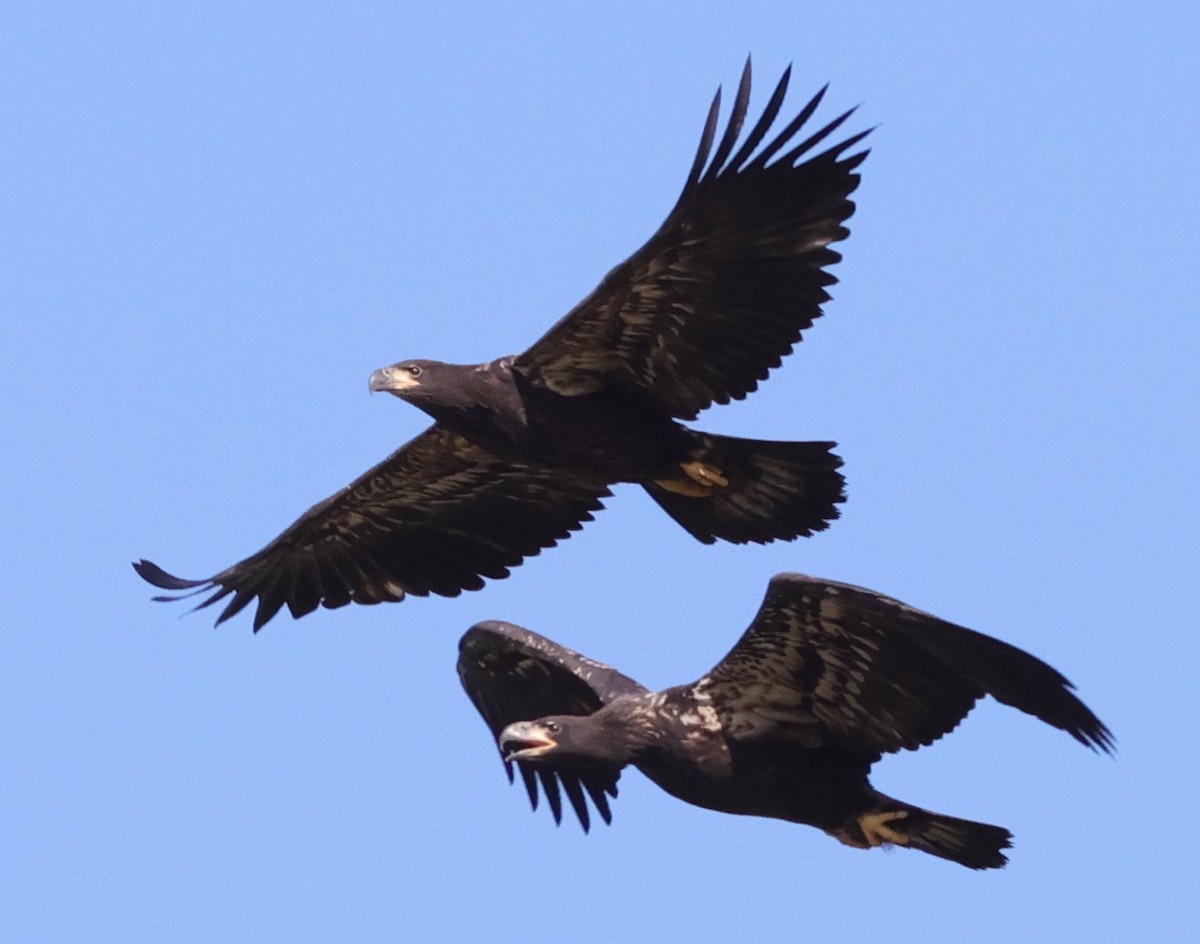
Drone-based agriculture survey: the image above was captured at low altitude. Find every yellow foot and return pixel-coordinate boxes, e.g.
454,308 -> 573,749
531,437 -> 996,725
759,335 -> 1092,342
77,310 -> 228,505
655,461 -> 728,497
858,810 -> 910,847
683,460 -> 728,488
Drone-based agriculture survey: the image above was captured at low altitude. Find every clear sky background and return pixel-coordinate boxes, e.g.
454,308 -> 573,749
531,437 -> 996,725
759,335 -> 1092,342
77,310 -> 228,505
4,3 -> 1198,941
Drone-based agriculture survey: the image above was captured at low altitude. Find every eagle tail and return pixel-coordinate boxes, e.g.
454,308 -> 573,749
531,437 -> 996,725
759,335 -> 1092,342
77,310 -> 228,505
642,434 -> 844,544
849,798 -> 1013,870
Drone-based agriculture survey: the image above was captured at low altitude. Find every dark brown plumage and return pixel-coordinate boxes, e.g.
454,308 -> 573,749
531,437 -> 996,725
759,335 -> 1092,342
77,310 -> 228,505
136,427 -> 610,630
136,61 -> 869,630
458,574 -> 1113,869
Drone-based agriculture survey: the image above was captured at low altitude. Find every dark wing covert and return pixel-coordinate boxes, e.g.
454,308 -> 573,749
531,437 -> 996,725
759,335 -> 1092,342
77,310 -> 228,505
458,621 -> 647,831
695,573 -> 1113,762
134,426 -> 610,631
515,59 -> 870,420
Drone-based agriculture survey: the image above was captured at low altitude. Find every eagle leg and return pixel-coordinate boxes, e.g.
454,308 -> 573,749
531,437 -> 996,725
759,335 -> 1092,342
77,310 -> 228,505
654,461 -> 729,497
857,810 -> 910,847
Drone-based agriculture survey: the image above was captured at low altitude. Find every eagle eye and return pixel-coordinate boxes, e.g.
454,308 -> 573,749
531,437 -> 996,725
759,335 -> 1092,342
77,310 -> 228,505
544,721 -> 561,735
406,364 -> 423,378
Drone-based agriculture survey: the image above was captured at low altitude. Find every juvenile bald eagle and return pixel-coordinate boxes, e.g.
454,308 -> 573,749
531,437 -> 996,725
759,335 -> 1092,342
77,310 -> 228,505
136,61 -> 869,630
458,574 -> 1113,869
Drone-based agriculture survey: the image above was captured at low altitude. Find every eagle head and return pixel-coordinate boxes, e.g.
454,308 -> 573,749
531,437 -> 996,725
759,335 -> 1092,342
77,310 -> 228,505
499,714 -> 634,768
368,359 -> 439,398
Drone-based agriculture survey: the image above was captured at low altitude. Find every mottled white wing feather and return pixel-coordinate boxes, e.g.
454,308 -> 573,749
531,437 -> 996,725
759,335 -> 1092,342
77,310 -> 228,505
695,574 -> 981,760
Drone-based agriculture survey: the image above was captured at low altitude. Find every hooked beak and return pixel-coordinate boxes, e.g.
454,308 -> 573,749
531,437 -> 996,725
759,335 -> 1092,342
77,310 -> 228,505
499,721 -> 558,763
368,364 -> 420,395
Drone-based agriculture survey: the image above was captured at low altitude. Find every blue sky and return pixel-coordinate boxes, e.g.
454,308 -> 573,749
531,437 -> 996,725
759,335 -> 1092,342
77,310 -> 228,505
4,2 -> 1198,941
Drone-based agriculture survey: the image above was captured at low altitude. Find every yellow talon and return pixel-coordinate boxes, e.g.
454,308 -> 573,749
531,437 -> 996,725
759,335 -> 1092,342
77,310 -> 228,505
655,461 -> 728,497
683,460 -> 728,487
858,810 -> 910,847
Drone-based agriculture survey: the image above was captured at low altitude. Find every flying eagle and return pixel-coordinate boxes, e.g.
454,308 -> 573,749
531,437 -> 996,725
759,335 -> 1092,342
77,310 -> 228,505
135,61 -> 869,630
458,574 -> 1113,869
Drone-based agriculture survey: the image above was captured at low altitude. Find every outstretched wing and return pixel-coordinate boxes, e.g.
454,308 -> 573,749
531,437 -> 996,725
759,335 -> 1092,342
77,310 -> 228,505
515,59 -> 870,421
458,621 -> 647,831
696,573 -> 1113,762
135,426 -> 610,631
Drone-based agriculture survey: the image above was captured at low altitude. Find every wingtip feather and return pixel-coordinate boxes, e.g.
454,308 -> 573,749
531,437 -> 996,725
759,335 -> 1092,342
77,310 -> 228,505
133,559 -> 207,590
